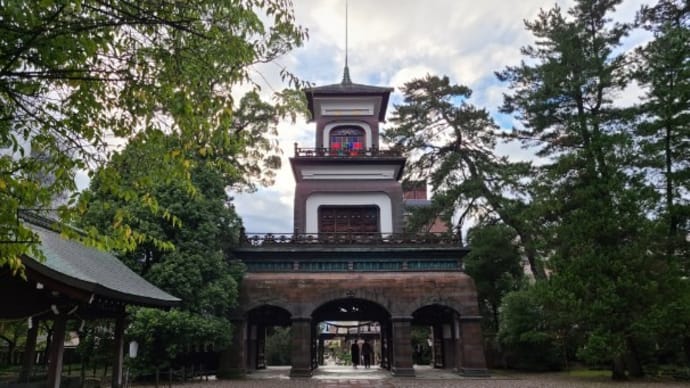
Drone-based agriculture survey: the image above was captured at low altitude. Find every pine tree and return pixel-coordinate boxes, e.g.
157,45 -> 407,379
497,0 -> 689,378
384,75 -> 546,279
634,0 -> 690,270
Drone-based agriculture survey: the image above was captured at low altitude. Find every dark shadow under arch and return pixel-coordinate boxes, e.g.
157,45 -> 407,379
412,304 -> 458,325
247,304 -> 292,327
312,297 -> 391,322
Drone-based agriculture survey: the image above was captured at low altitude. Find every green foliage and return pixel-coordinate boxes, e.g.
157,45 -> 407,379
0,321 -> 27,357
80,130 -> 250,369
634,0 -> 690,272
465,222 -> 524,334
498,288 -> 564,371
411,326 -> 432,365
264,327 -> 291,366
75,321 -> 115,374
81,131 -> 245,315
126,308 -> 231,373
385,75 -> 545,279
497,0 -> 690,377
0,0 -> 307,273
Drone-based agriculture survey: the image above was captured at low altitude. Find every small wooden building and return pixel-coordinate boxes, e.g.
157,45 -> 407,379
0,213 -> 180,388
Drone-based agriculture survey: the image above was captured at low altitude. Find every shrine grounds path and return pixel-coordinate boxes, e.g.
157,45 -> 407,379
137,366 -> 690,388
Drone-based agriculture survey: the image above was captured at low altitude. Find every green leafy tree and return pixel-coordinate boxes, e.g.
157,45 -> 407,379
126,309 -> 232,375
79,128 -> 251,372
384,75 -> 546,279
264,327 -> 291,366
75,321 -> 115,379
410,326 -> 432,365
498,287 -> 564,371
465,222 -> 524,335
0,321 -> 26,362
0,0 -> 307,273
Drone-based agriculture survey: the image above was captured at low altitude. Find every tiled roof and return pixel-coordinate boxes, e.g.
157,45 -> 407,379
21,215 -> 180,307
305,82 -> 394,94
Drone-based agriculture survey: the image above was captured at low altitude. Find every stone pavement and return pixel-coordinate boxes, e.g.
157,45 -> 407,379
136,366 -> 690,387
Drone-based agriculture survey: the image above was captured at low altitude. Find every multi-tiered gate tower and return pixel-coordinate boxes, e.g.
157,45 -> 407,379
220,68 -> 488,378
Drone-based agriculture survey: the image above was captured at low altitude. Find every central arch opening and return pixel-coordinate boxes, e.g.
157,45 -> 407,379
312,298 -> 391,371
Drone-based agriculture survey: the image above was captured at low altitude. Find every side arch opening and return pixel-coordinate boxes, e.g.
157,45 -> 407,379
411,304 -> 460,369
246,305 -> 292,370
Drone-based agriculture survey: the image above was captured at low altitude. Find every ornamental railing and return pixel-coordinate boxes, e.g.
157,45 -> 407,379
239,232 -> 461,247
293,143 -> 402,158
243,258 -> 462,272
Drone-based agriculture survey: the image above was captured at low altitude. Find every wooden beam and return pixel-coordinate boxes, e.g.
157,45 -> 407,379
112,315 -> 126,388
19,319 -> 39,382
46,315 -> 67,388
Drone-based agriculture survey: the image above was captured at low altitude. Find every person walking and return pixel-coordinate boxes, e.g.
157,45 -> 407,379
350,340 -> 360,368
361,339 -> 372,369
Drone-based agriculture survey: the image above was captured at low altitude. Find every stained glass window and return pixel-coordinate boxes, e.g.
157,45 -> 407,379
329,126 -> 365,152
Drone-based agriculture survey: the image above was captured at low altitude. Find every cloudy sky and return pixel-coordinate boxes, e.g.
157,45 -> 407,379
232,0 -> 652,233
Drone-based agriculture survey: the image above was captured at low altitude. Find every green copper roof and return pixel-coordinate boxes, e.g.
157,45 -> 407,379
22,217 -> 180,307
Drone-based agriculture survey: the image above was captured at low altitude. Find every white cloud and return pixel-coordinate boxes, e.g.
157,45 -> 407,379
388,65 -> 437,90
214,0 -> 656,232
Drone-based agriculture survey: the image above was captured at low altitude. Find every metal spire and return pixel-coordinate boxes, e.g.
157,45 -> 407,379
341,0 -> 352,85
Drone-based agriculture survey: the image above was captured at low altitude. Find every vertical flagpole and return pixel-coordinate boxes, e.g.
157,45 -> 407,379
345,0 -> 348,69
342,0 -> 352,84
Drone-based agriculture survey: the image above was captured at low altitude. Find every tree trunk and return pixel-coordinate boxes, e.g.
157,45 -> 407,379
611,356 -> 627,380
80,358 -> 85,386
469,163 -> 546,281
625,338 -> 644,378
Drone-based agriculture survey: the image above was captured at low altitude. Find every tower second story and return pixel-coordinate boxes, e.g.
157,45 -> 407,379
290,71 -> 406,236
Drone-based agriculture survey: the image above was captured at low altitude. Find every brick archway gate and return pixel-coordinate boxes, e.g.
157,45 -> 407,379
218,255 -> 489,378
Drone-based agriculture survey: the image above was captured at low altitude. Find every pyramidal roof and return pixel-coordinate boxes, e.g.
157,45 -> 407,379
304,66 -> 393,94
304,66 -> 393,122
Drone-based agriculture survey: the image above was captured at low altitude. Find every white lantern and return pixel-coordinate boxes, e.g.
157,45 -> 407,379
128,341 -> 139,358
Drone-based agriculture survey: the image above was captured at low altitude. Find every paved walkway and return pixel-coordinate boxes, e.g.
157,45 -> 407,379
138,366 -> 690,387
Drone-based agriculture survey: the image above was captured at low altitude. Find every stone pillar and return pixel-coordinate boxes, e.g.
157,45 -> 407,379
453,315 -> 464,372
318,337 -> 325,365
111,315 -> 126,388
390,316 -> 414,377
46,315 -> 67,388
289,317 -> 312,377
382,321 -> 391,369
246,324 -> 257,370
431,324 -> 444,368
217,319 -> 247,378
256,325 -> 266,369
458,315 -> 489,376
443,323 -> 455,369
19,319 -> 39,382
311,323 -> 318,370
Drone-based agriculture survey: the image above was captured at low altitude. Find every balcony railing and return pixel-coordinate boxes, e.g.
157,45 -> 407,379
243,258 -> 463,272
238,232 -> 461,247
293,143 -> 402,158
